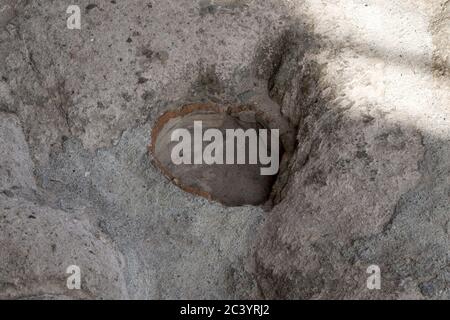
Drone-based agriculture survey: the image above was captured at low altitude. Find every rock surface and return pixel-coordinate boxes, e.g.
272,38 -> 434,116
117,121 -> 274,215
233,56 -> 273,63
151,104 -> 277,206
0,0 -> 448,299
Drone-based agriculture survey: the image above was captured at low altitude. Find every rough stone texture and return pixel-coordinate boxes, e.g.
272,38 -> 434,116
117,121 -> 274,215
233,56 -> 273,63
0,1 -> 14,30
0,194 -> 129,299
254,0 -> 450,299
0,112 -> 36,193
0,0 -> 449,299
0,115 -> 128,299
